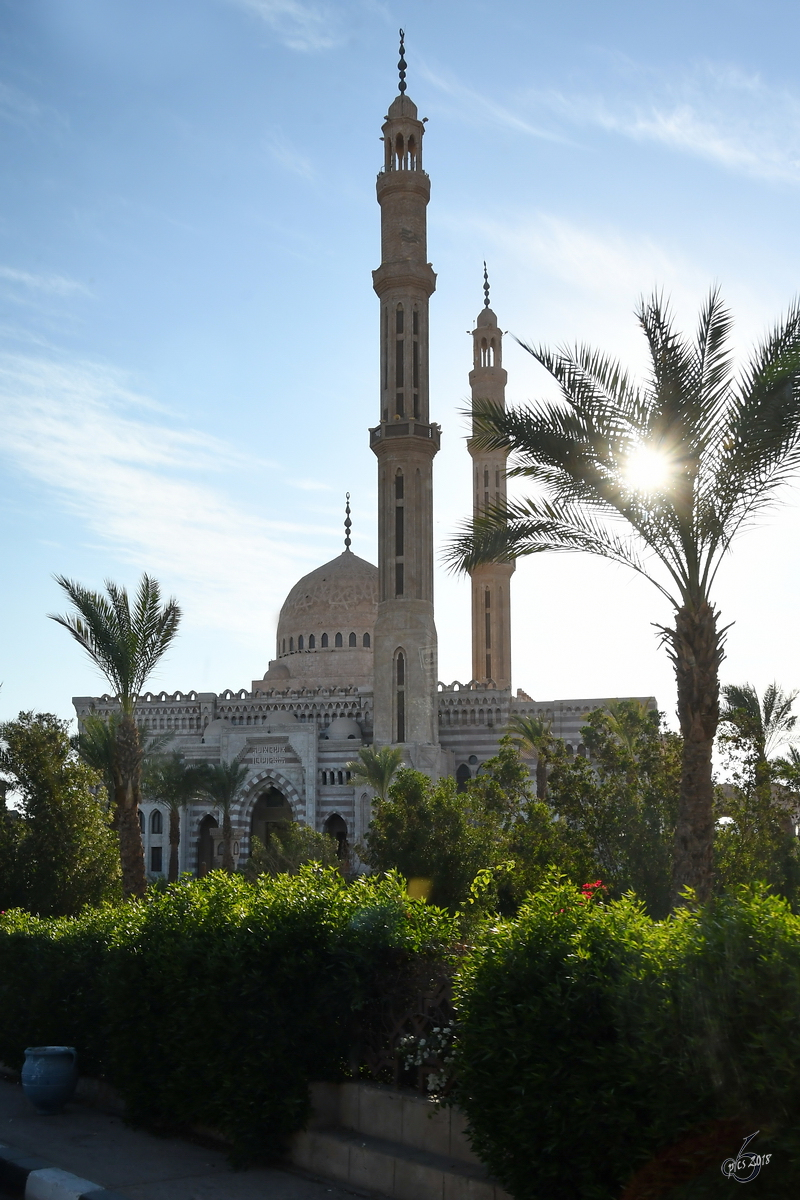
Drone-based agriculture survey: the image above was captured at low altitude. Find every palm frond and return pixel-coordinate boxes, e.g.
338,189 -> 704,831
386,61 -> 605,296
50,574 -> 181,710
446,495 -> 677,602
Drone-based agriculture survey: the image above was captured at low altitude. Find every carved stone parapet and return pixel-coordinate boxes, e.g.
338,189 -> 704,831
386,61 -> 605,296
371,262 -> 436,298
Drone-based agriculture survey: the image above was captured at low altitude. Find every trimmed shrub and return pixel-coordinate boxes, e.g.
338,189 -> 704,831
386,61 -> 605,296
0,868 -> 455,1161
453,878 -> 800,1199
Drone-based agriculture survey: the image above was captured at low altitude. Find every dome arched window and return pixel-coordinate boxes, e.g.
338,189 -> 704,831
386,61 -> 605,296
348,632 -> 357,647
298,635 -> 304,650
308,634 -> 315,649
363,632 -> 370,648
321,633 -> 329,648
289,637 -> 294,652
335,633 -> 343,648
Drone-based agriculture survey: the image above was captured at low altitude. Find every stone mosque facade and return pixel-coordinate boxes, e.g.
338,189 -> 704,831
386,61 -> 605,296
74,50 -> 654,877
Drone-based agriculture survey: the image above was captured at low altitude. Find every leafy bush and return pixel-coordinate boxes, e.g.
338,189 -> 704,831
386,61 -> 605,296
0,868 -> 455,1161
360,768 -> 506,911
453,877 -> 800,1199
547,703 -> 681,917
244,826 -> 340,877
0,712 -> 120,915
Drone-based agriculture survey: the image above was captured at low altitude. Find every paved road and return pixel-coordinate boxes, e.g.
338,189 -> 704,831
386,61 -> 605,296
0,1078 -> 363,1199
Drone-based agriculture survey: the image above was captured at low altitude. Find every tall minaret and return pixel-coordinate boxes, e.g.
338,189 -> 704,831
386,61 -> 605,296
371,32 -> 440,749
468,266 -> 514,689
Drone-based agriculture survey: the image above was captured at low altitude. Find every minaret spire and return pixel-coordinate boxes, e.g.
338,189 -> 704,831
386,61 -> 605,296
397,29 -> 407,94
371,34 -> 440,756
344,492 -> 352,551
467,281 -> 514,689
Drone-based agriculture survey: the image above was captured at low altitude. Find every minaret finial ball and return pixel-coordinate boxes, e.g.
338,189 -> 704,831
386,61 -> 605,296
483,261 -> 490,309
344,492 -> 352,551
398,28 -> 407,94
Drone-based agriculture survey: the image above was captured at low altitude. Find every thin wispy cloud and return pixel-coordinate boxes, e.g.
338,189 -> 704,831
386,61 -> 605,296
227,0 -> 340,52
0,80 -> 43,126
420,63 -> 564,143
0,266 -> 90,296
291,478 -> 331,491
264,131 -> 314,179
0,353 -> 333,634
534,61 -> 800,183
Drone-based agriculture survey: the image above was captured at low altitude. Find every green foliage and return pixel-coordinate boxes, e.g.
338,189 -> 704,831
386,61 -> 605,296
715,683 -> 800,904
345,744 -> 403,800
453,878 -> 800,1199
360,768 -> 507,911
244,826 -> 340,877
0,869 -> 456,1162
50,574 -> 181,714
0,712 -> 120,915
547,702 -> 681,917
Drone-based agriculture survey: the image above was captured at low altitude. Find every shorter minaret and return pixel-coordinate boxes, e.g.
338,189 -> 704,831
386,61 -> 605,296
468,266 -> 514,689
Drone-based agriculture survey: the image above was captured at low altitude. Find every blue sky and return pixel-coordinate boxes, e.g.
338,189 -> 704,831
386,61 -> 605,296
1,0 -> 800,728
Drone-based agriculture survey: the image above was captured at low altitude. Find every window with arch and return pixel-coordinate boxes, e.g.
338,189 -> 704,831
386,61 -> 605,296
396,651 -> 406,743
289,637 -> 294,652
363,632 -> 370,648
456,763 -> 471,793
335,632 -> 343,648
321,633 -> 329,647
150,809 -> 163,835
298,635 -> 304,651
348,632 -> 357,647
308,634 -> 315,649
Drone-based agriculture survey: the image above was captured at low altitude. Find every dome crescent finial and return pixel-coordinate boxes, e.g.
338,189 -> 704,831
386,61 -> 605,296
344,491 -> 352,550
398,29 -> 407,94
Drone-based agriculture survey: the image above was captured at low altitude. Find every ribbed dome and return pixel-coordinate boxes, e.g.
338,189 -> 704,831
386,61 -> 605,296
273,550 -> 378,689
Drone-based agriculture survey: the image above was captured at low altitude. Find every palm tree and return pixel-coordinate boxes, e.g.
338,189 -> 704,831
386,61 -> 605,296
50,574 -> 181,897
195,759 -> 249,872
448,289 -> 800,903
73,713 -> 172,817
143,753 -> 202,881
506,713 -> 558,800
720,682 -> 798,804
345,745 -> 403,801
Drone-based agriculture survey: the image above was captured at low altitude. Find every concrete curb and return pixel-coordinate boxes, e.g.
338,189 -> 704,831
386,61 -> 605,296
0,1144 -> 127,1199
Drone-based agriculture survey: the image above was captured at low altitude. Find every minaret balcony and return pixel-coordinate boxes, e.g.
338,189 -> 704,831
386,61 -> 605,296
369,420 -> 441,451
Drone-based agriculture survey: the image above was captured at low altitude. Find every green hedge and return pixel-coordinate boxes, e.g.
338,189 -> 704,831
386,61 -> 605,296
453,878 -> 800,1199
0,868 -> 455,1161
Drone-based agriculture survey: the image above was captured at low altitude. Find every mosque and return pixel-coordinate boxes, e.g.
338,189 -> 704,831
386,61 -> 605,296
74,40 -> 654,876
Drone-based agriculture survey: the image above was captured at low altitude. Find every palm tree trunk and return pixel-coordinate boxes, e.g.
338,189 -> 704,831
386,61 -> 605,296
667,601 -> 725,905
536,755 -> 547,801
222,809 -> 235,873
168,806 -> 180,882
115,714 -> 147,898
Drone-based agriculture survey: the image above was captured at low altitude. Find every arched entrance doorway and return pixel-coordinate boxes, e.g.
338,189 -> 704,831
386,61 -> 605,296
197,814 -> 218,876
250,786 -> 293,851
455,763 -> 472,793
324,813 -> 348,858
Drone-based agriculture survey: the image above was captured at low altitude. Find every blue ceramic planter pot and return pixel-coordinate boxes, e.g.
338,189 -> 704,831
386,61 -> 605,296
21,1046 -> 78,1115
